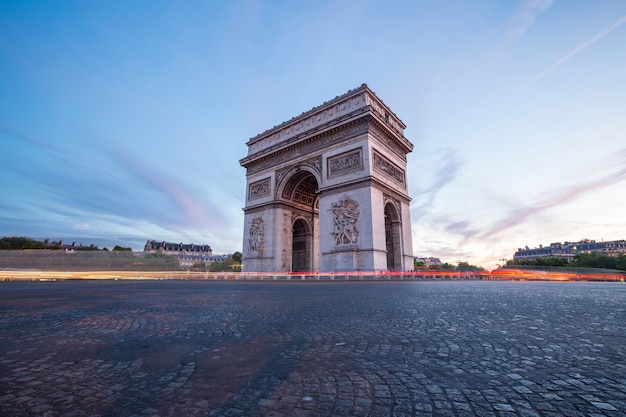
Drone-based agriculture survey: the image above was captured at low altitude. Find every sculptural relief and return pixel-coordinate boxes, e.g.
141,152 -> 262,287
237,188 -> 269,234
248,178 -> 271,201
248,217 -> 265,255
330,198 -> 360,245
307,155 -> 322,174
373,152 -> 405,186
328,148 -> 363,178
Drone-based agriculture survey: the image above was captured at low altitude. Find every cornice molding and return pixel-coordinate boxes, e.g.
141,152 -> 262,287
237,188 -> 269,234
241,84 -> 412,169
369,116 -> 413,160
242,118 -> 369,174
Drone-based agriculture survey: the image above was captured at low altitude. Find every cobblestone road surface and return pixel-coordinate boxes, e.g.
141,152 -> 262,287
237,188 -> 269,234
1,280 -> 625,417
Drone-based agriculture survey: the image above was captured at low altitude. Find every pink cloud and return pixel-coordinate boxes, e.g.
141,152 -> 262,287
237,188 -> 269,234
480,165 -> 626,239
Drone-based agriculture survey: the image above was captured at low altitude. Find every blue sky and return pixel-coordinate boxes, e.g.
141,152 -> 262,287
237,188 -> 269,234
1,0 -> 625,268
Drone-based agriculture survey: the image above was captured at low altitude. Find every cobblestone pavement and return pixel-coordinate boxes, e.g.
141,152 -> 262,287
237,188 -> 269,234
1,280 -> 625,417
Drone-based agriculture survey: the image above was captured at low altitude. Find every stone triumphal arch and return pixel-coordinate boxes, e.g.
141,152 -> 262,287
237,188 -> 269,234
240,84 -> 414,272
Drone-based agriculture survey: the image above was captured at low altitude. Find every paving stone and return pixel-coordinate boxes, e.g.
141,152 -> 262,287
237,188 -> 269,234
0,280 -> 625,416
590,401 -> 619,411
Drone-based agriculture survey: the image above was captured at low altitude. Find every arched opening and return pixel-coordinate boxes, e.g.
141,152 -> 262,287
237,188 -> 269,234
281,170 -> 319,272
292,219 -> 310,272
282,171 -> 319,209
384,203 -> 402,271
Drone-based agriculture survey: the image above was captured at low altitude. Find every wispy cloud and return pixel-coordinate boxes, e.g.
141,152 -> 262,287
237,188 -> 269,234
1,126 -> 241,248
479,163 -> 626,239
110,150 -> 217,231
526,14 -> 626,86
503,0 -> 554,39
410,148 -> 465,217
445,219 -> 480,240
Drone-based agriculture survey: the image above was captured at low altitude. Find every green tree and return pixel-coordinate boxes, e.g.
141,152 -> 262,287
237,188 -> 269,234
510,253 -> 626,271
572,253 -> 625,270
533,257 -> 568,267
456,261 -> 484,271
618,256 -> 626,271
209,255 -> 241,272
76,245 -> 98,251
414,260 -> 426,269
0,236 -> 46,250
143,253 -> 181,270
113,245 -> 132,251
189,262 -> 207,271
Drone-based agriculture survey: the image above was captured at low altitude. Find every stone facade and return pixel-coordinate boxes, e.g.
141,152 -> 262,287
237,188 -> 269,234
240,84 -> 414,272
143,240 -> 216,268
514,239 -> 626,262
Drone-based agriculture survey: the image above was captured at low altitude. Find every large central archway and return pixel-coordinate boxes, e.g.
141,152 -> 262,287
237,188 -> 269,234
282,171 -> 319,272
292,219 -> 310,272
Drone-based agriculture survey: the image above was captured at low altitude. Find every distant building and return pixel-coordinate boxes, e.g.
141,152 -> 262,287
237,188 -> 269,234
144,240 -> 216,268
44,239 -> 98,251
414,257 -> 442,268
514,239 -> 626,262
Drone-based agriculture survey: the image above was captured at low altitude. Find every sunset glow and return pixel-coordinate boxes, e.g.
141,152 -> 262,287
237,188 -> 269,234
1,2 -> 625,268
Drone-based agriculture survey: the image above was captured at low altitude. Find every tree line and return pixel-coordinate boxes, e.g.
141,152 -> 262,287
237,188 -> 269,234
507,253 -> 626,271
0,236 -> 131,251
188,252 -> 242,272
414,260 -> 485,271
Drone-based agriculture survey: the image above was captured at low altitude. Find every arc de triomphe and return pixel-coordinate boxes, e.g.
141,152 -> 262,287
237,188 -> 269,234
240,84 -> 414,272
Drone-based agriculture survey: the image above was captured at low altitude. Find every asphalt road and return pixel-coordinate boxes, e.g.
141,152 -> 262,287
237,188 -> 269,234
0,280 -> 624,416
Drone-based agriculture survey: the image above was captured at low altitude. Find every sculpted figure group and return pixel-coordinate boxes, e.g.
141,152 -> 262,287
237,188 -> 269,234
248,217 -> 265,254
330,199 -> 360,245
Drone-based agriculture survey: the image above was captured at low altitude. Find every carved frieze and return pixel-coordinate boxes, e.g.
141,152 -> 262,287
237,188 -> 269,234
328,148 -> 363,178
246,119 -> 368,175
373,151 -> 405,186
247,92 -> 367,155
248,178 -> 271,201
330,198 -> 360,245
